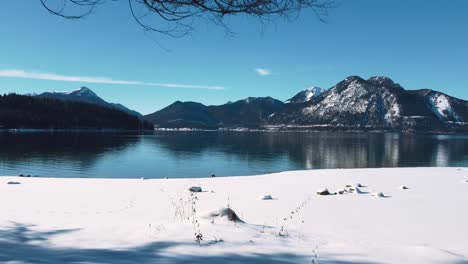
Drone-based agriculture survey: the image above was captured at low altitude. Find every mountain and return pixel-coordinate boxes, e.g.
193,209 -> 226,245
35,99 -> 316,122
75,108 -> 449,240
145,97 -> 286,128
209,97 -> 286,127
286,87 -> 325,104
0,93 -> 152,130
36,87 -> 143,119
145,101 -> 218,129
268,76 -> 468,132
144,75 -> 468,132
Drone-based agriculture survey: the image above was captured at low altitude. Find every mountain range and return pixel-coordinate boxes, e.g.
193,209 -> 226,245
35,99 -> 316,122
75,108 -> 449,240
15,75 -> 468,132
145,97 -> 286,129
145,76 -> 468,132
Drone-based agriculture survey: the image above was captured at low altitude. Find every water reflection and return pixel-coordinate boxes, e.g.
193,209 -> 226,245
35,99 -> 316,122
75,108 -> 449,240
1,131 -> 467,178
0,132 -> 140,177
150,132 -> 468,169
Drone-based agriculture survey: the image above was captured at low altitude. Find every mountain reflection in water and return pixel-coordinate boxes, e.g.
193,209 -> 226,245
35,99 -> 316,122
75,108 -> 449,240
1,131 -> 467,178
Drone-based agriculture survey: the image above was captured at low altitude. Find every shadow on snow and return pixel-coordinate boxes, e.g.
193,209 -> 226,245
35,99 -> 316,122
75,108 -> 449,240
0,223 -> 382,264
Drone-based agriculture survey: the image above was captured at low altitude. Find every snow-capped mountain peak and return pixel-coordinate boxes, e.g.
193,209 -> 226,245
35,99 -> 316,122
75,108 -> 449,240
69,86 -> 98,97
269,75 -> 468,132
286,86 -> 325,104
367,76 -> 396,87
33,87 -> 143,119
305,87 -> 325,101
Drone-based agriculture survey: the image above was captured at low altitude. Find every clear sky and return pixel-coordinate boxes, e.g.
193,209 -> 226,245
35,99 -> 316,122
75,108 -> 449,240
0,0 -> 467,114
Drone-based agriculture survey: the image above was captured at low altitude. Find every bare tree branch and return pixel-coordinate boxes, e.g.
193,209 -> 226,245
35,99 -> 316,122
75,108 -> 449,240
39,0 -> 336,37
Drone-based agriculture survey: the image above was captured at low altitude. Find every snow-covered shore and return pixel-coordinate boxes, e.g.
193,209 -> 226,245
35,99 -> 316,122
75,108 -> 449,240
1,168 -> 467,263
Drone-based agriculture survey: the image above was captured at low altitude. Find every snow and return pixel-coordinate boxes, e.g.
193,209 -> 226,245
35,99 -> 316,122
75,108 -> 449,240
286,87 -> 324,104
1,167 -> 467,263
428,93 -> 461,122
384,101 -> 401,124
302,80 -> 369,116
305,87 -> 324,101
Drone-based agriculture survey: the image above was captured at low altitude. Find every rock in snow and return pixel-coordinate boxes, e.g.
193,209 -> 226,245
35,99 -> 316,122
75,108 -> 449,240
349,187 -> 364,194
7,181 -> 21,185
372,192 -> 385,198
204,208 -> 244,222
188,186 -> 203,192
337,188 -> 347,194
260,195 -> 274,200
317,188 -> 333,195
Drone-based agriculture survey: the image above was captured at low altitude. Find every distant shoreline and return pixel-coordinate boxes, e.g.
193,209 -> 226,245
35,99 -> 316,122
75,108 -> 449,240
1,127 -> 468,135
153,127 -> 468,135
0,128 -> 154,133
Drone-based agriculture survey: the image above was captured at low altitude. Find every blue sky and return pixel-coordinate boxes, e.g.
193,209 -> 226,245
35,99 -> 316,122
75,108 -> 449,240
0,0 -> 467,114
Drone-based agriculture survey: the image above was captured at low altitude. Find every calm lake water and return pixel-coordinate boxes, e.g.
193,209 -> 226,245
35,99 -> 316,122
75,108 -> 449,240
1,131 -> 468,178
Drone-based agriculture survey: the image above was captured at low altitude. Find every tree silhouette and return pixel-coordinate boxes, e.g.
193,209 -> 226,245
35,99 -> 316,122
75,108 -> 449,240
39,0 -> 335,37
0,93 -> 153,130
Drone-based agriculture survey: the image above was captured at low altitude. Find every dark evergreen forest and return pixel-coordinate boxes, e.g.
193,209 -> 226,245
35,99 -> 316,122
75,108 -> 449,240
0,94 -> 153,130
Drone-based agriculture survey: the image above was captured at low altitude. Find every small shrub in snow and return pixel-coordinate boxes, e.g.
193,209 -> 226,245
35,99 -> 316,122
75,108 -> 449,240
399,185 -> 409,190
188,186 -> 202,192
189,191 -> 203,245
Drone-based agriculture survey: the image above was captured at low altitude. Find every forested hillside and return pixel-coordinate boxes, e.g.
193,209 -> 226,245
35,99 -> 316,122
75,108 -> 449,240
0,94 -> 152,130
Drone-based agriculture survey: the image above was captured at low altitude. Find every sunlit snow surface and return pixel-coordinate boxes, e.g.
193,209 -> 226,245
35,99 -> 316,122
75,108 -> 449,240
1,167 -> 467,263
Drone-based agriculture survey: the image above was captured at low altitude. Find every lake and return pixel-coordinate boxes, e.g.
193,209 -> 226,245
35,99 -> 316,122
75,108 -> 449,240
1,131 -> 468,178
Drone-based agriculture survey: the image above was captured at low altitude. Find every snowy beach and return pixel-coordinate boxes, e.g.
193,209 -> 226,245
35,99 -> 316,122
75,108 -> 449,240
1,167 -> 468,264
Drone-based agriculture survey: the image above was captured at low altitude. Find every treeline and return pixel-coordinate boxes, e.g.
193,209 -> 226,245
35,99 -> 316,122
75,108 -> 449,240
0,94 -> 153,130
